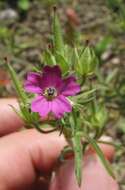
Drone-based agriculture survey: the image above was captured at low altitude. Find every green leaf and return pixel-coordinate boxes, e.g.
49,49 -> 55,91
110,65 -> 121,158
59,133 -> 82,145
105,68 -> 118,84
18,0 -> 30,11
71,48 -> 79,70
9,104 -> 24,119
95,36 -> 113,57
106,0 -> 121,12
64,45 -> 73,66
20,104 -> 31,122
91,104 -> 108,130
53,9 -> 64,55
9,101 -> 35,127
55,52 -> 69,73
43,50 -> 56,65
72,133 -> 83,186
84,134 -> 115,179
6,62 -> 27,105
74,89 -> 96,100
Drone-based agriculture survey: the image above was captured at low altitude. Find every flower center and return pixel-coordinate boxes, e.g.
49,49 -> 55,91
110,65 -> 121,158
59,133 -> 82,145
43,87 -> 57,100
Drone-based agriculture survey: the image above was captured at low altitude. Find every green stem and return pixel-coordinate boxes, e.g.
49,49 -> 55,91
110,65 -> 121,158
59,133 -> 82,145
97,140 -> 125,150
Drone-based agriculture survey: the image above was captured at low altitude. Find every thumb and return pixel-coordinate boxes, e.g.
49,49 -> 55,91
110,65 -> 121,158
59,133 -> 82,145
49,145 -> 119,190
0,129 -> 66,190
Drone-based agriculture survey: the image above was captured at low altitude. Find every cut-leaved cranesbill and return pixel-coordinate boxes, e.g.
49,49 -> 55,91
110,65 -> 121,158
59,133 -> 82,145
24,65 -> 80,118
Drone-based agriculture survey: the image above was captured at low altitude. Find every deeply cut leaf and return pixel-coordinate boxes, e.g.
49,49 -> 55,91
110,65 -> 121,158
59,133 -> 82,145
72,133 -> 82,186
84,133 -> 115,179
53,9 -> 64,55
55,52 -> 69,73
6,62 -> 27,105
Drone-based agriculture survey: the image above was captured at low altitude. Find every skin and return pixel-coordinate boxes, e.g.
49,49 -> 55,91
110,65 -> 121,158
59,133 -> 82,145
49,149 -> 119,190
0,99 -> 67,190
0,99 -> 119,190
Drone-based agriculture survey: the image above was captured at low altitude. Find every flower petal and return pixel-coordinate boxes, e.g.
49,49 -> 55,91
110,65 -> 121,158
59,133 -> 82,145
24,72 -> 42,93
27,72 -> 41,82
40,65 -> 63,90
24,81 -> 42,93
43,65 -> 61,77
31,96 -> 51,117
61,76 -> 80,96
51,95 -> 72,118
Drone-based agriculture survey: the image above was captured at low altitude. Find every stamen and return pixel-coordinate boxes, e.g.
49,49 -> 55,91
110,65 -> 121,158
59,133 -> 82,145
44,87 -> 57,100
47,88 -> 55,96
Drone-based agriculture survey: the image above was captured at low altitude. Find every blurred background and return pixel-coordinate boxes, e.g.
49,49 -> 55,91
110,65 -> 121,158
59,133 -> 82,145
0,0 -> 125,189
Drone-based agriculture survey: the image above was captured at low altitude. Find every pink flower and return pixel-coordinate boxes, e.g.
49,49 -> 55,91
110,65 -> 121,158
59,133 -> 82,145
24,65 -> 80,118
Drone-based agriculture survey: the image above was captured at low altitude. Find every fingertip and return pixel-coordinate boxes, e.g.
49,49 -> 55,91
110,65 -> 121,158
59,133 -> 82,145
0,98 -> 23,136
0,129 -> 67,189
1,129 -> 67,173
24,130 -> 67,173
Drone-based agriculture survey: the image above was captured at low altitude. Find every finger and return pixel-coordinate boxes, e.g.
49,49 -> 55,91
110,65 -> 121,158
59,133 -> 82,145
0,129 -> 67,190
0,98 -> 23,136
86,143 -> 115,161
49,146 -> 119,190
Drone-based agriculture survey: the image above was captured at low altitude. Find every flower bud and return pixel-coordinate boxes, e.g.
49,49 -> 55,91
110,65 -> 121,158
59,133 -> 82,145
76,47 -> 98,76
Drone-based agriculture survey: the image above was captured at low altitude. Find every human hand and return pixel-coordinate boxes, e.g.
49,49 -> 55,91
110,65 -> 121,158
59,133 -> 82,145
0,98 -> 66,190
0,99 -> 119,190
50,146 -> 119,190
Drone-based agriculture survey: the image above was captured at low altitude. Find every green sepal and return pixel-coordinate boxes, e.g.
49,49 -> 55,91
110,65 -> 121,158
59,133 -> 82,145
19,103 -> 39,126
4,60 -> 41,126
43,49 -> 56,65
76,47 -> 98,76
53,9 -> 64,55
6,61 -> 27,105
55,51 -> 69,73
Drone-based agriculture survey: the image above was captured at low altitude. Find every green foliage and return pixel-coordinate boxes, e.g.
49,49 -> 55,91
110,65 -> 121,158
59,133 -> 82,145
39,0 -> 69,7
75,46 -> 99,76
90,103 -> 108,131
106,0 -> 123,12
84,133 -> 115,179
95,36 -> 113,58
106,0 -> 125,30
4,8 -> 119,187
42,49 -> 57,65
106,0 -> 125,18
72,133 -> 83,186
5,59 -> 27,105
39,11 -> 117,186
0,27 -> 12,40
85,134 -> 115,179
55,51 -> 69,72
53,9 -> 64,55
18,0 -> 30,11
3,59 -> 41,128
40,0 -> 59,6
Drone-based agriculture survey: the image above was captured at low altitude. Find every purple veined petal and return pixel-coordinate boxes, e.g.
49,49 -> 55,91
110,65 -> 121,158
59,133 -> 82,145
43,65 -> 61,77
27,72 -> 41,83
40,66 -> 63,90
51,95 -> 72,118
31,96 -> 51,117
24,81 -> 42,93
24,72 -> 42,94
61,76 -> 80,96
